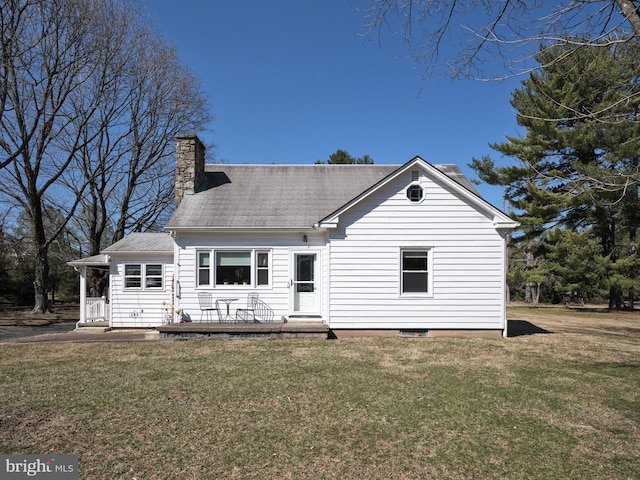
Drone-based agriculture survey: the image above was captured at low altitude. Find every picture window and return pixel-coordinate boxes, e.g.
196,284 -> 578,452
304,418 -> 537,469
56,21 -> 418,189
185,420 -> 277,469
197,250 -> 271,287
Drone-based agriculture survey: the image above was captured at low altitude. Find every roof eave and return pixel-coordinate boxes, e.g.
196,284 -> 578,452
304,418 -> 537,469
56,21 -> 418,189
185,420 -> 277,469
165,226 -> 318,232
493,219 -> 520,229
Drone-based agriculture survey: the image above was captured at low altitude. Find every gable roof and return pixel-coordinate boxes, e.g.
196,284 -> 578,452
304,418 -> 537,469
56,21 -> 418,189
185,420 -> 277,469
102,232 -> 173,253
165,160 -> 514,231
319,157 -> 517,229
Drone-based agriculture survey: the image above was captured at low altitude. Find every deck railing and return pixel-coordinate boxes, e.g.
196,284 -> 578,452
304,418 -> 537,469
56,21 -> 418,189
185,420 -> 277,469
85,296 -> 109,322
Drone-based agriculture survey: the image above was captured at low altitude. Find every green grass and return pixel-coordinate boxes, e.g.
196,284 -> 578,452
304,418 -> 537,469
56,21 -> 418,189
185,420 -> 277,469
1,307 -> 638,479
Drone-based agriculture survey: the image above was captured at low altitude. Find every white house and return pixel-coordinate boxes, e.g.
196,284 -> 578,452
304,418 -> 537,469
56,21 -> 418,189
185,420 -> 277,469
71,134 -> 518,337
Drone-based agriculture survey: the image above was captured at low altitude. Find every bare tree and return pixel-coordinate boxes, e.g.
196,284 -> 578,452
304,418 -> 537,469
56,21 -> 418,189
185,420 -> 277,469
67,9 -> 212,296
0,0 -> 122,312
0,0 -> 212,310
362,1 -> 640,81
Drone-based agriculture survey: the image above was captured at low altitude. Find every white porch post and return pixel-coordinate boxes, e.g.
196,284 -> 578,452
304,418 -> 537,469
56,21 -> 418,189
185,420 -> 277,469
79,265 -> 87,323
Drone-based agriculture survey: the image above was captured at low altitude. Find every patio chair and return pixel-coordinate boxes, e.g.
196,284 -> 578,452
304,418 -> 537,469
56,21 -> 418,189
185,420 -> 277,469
242,298 -> 274,323
251,299 -> 275,323
236,293 -> 259,322
198,292 -> 218,322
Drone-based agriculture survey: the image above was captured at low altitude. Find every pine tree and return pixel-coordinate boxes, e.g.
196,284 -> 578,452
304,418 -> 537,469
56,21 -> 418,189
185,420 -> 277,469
470,40 -> 640,306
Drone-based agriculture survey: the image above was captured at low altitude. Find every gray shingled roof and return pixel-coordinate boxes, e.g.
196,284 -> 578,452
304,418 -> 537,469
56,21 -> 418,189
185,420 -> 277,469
67,253 -> 110,267
165,162 -> 479,230
102,232 -> 173,253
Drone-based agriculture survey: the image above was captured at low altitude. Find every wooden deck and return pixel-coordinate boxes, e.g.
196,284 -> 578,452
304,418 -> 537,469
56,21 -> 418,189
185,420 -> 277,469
156,321 -> 329,341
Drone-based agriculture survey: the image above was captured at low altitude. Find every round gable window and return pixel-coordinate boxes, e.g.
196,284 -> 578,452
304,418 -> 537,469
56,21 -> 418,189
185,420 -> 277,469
406,184 -> 423,202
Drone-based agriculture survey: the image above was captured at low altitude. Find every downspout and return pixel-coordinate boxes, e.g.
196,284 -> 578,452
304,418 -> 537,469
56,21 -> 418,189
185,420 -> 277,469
501,230 -> 509,338
172,231 -> 180,323
325,228 -> 331,328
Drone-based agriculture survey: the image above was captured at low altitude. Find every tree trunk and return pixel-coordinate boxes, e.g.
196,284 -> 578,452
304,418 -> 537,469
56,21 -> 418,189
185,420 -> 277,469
609,284 -> 624,310
615,0 -> 640,37
525,282 -> 539,304
30,197 -> 51,314
32,246 -> 51,314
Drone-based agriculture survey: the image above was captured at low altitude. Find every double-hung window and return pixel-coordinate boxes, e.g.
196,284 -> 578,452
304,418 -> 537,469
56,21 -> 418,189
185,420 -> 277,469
124,264 -> 142,288
401,249 -> 432,295
256,251 -> 270,286
145,264 -> 163,288
197,251 -> 211,286
196,250 -> 271,287
124,263 -> 163,289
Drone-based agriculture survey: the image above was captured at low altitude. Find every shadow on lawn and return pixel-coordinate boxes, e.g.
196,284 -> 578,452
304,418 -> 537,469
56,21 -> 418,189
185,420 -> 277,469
508,319 -> 553,337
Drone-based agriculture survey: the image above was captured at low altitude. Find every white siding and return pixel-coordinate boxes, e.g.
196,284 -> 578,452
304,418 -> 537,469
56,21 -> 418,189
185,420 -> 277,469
109,253 -> 174,327
327,169 -> 507,330
173,231 -> 327,322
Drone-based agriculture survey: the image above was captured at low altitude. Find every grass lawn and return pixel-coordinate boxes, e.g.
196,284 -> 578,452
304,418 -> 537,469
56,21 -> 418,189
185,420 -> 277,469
0,305 -> 638,479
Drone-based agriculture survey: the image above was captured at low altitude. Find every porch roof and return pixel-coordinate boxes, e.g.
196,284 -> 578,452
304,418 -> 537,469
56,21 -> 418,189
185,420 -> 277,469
67,254 -> 110,268
102,232 -> 173,253
165,163 -> 479,230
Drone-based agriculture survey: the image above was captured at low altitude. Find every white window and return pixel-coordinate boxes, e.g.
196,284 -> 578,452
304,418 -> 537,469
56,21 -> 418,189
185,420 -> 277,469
197,251 -> 211,286
216,251 -> 251,285
256,251 -> 270,286
197,249 -> 271,287
124,264 -> 141,288
124,263 -> 163,289
145,264 -> 163,288
401,249 -> 432,295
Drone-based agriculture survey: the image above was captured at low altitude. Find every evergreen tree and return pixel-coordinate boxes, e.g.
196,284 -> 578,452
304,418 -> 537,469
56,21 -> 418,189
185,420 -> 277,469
471,40 -> 640,306
316,150 -> 375,164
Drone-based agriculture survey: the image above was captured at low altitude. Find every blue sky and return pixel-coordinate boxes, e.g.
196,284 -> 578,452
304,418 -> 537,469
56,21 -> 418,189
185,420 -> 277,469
147,0 -> 523,209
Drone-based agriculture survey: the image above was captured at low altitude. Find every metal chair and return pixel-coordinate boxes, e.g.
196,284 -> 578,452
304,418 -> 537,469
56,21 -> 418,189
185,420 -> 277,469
252,299 -> 274,323
236,296 -> 274,323
236,293 -> 259,322
198,292 -> 218,322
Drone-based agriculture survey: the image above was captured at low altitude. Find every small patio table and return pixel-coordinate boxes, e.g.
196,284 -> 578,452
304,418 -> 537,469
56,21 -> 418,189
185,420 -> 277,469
218,298 -> 239,322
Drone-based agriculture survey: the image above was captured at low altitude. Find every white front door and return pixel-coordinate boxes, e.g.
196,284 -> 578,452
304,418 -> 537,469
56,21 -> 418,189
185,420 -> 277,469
291,252 -> 320,315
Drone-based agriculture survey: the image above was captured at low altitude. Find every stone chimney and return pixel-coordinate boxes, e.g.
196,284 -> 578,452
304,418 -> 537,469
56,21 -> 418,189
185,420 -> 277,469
175,134 -> 205,207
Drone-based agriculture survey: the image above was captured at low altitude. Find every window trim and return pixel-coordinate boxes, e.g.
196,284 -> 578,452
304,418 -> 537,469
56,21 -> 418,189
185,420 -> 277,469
197,251 -> 211,286
123,263 -> 164,290
406,184 -> 424,203
195,249 -> 272,289
144,264 -> 164,289
215,250 -> 252,286
256,250 -> 271,287
124,263 -> 142,289
399,248 -> 433,297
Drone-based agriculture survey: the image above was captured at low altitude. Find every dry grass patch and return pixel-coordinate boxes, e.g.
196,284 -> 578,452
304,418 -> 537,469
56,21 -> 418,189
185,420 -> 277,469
0,306 -> 638,479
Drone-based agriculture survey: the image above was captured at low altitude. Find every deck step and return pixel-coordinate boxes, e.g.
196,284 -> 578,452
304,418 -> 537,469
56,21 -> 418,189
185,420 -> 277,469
75,327 -> 110,333
75,321 -> 111,333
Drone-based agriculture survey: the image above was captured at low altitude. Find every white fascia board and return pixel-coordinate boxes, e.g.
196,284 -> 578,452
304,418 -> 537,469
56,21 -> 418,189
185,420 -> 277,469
319,156 -> 516,230
165,226 -> 314,232
493,217 -> 520,229
316,218 -> 339,229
